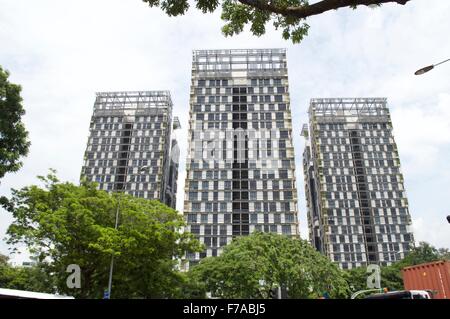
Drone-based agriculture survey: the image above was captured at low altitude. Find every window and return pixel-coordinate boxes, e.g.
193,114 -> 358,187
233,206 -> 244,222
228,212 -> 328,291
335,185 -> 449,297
197,96 -> 205,104
190,181 -> 198,190
190,225 -> 200,234
189,192 -> 197,201
187,214 -> 197,223
282,225 -> 291,235
285,213 -> 294,223
279,170 -> 288,178
220,237 -> 227,246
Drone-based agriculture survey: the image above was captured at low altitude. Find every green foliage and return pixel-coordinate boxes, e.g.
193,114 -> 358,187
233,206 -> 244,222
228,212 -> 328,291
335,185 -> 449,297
396,241 -> 445,267
2,171 -> 202,298
196,0 -> 221,13
175,271 -> 208,299
0,254 -> 56,293
0,66 -> 30,181
343,266 -> 367,293
438,248 -> 450,260
142,0 -> 311,43
141,0 -> 397,44
189,232 -> 350,298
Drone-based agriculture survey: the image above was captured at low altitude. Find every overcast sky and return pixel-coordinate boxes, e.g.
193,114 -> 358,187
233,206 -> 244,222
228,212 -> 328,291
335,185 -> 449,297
1,0 -> 449,263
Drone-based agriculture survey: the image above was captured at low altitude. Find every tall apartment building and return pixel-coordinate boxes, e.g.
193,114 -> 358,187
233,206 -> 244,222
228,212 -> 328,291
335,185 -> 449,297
80,91 -> 179,208
302,98 -> 414,269
184,49 -> 299,266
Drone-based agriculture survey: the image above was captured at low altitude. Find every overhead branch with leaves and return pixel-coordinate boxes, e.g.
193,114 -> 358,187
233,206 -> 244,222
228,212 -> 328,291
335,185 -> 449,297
142,0 -> 412,43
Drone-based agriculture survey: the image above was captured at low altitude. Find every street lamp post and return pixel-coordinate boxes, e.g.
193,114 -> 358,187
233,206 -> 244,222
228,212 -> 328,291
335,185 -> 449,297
105,165 -> 149,299
414,58 -> 450,75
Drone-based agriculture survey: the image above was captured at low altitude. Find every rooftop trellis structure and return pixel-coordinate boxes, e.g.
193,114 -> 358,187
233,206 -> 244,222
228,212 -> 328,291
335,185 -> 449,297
309,98 -> 390,123
94,91 -> 173,115
192,49 -> 288,78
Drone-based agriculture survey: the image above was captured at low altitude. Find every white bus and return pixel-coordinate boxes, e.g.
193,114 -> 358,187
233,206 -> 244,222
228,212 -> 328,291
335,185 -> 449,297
0,288 -> 74,299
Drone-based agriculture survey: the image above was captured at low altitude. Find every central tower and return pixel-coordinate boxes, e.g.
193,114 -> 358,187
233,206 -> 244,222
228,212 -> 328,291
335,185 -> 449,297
184,49 -> 299,266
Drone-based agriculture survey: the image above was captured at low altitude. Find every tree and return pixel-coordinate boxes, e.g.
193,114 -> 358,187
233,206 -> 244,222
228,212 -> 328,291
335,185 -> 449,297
396,241 -> 444,268
0,253 -> 15,288
438,248 -> 450,261
0,254 -> 56,293
0,66 -> 30,182
343,266 -> 367,293
189,232 -> 349,298
142,0 -> 411,43
2,171 -> 202,298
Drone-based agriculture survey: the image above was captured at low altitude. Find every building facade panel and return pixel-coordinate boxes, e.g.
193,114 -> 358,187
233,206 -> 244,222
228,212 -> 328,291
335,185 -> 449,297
303,98 -> 414,269
81,91 -> 178,208
184,49 -> 299,266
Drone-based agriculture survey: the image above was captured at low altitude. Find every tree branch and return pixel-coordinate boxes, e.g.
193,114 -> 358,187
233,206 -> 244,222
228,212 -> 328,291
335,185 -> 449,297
238,0 -> 411,19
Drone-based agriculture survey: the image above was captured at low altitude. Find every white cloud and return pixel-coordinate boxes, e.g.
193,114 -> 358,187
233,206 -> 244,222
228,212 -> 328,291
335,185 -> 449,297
412,216 -> 450,248
1,0 -> 450,261
392,93 -> 450,178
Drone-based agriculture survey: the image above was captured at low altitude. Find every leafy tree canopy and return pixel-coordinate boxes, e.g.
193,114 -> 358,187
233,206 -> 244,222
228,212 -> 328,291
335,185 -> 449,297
0,254 -> 56,293
142,0 -> 411,43
189,232 -> 350,298
0,66 -> 30,182
2,171 -> 202,298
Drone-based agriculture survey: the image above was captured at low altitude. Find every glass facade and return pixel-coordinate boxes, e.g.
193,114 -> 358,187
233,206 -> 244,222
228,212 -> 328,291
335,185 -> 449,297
303,98 -> 415,269
184,49 -> 299,266
80,91 -> 178,208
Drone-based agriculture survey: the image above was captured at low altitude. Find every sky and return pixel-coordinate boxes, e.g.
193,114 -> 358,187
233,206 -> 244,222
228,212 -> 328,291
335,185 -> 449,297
0,0 -> 449,263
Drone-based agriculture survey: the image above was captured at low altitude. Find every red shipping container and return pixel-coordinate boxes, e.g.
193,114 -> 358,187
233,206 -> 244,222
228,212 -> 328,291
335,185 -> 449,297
402,260 -> 450,299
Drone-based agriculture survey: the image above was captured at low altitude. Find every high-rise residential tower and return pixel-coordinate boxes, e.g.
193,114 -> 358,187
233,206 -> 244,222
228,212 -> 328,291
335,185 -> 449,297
80,91 -> 179,208
184,49 -> 299,266
302,98 -> 414,269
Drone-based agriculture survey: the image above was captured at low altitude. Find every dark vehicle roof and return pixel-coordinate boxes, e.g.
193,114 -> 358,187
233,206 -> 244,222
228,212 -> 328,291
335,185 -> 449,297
365,291 -> 412,299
